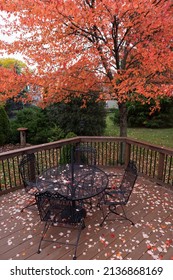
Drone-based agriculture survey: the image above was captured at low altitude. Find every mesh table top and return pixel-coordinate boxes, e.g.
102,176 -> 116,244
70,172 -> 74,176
37,164 -> 109,201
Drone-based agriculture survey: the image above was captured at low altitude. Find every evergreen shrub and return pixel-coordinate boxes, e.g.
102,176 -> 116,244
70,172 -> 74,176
0,106 -> 11,145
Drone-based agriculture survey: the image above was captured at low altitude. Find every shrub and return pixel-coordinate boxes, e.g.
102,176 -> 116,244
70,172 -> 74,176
0,106 -> 11,145
10,106 -> 65,144
59,132 -> 77,164
127,98 -> 173,128
45,92 -> 107,136
113,98 -> 173,128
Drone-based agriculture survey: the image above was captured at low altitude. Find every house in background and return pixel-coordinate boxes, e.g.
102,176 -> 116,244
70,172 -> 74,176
106,100 -> 118,110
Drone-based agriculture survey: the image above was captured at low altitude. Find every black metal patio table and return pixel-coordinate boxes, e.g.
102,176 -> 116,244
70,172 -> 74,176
37,163 -> 109,219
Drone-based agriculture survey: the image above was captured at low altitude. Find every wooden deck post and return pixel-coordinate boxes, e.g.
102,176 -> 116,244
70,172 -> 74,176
17,127 -> 28,146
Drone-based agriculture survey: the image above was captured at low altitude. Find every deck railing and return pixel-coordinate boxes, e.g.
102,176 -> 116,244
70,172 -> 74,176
0,136 -> 173,194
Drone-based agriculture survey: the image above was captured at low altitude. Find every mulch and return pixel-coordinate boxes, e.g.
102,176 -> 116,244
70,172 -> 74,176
0,144 -> 31,154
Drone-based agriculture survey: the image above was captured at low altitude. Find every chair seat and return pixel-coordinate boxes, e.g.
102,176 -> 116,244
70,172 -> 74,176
19,154 -> 40,211
99,160 -> 138,227
35,191 -> 86,259
44,204 -> 86,225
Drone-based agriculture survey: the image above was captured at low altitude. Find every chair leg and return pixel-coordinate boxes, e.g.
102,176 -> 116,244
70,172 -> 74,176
21,199 -> 36,212
37,221 -> 51,254
99,204 -> 111,227
100,212 -> 111,227
97,192 -> 106,209
37,217 -> 85,259
73,219 -> 85,260
109,205 -> 134,225
120,205 -> 134,226
100,205 -> 134,226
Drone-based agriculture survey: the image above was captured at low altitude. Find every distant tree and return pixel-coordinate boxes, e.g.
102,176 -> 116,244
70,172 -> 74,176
0,57 -> 31,106
0,58 -> 26,72
45,92 -> 106,136
127,98 -> 173,128
0,58 -> 30,117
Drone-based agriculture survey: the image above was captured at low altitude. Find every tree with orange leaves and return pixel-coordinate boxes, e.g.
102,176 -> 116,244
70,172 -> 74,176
0,0 -> 173,136
0,65 -> 30,104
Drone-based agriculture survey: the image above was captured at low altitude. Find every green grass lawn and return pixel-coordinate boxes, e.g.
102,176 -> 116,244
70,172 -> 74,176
104,113 -> 173,149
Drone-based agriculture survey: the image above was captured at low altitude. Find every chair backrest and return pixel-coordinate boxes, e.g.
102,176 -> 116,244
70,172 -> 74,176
19,153 -> 39,191
35,191 -> 63,222
35,191 -> 86,224
119,160 -> 138,204
72,145 -> 97,166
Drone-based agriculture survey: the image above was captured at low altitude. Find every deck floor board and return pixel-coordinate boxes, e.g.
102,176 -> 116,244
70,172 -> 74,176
0,168 -> 173,260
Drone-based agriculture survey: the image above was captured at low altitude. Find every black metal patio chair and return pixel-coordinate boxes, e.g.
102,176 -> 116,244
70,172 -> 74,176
35,191 -> 86,260
19,153 -> 40,212
71,144 -> 97,209
72,144 -> 97,166
99,160 -> 138,227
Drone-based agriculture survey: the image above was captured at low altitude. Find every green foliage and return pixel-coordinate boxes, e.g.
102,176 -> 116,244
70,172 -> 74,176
45,92 -> 106,136
10,106 -> 65,144
112,98 -> 173,129
127,98 -> 173,128
5,99 -> 24,119
0,106 -> 11,145
65,132 -> 77,139
0,57 -> 26,73
104,112 -> 119,136
112,109 -> 120,125
47,125 -> 65,142
59,132 -> 77,165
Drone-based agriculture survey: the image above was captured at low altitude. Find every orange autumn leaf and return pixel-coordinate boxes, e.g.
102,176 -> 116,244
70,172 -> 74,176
165,239 -> 172,246
110,233 -> 116,238
147,245 -> 152,250
161,224 -> 167,229
116,251 -> 122,257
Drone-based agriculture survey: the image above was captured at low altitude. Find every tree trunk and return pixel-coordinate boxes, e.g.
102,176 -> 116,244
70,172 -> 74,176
118,102 -> 128,164
118,102 -> 128,137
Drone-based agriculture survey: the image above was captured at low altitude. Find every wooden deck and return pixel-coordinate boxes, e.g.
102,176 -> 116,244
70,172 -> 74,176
0,167 -> 173,260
